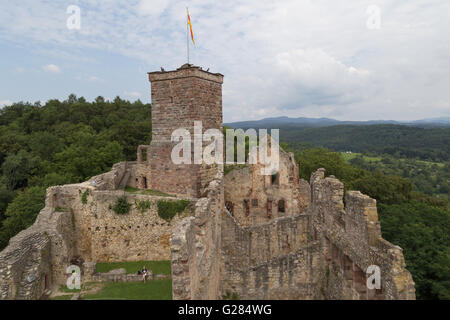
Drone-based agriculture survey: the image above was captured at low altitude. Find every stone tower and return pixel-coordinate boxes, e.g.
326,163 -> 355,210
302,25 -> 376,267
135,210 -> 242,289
142,64 -> 224,197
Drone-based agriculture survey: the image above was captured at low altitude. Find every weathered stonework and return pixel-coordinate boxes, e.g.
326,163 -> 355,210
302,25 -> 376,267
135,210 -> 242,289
170,169 -> 224,300
0,171 -> 195,299
0,64 -> 415,300
217,166 -> 415,300
136,64 -> 224,198
224,148 -> 302,227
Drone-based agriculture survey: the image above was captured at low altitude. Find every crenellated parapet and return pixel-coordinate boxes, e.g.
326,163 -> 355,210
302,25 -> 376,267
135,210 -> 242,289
309,168 -> 415,300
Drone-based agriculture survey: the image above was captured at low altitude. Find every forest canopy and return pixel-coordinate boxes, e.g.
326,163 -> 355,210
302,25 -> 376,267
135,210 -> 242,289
0,95 -> 151,249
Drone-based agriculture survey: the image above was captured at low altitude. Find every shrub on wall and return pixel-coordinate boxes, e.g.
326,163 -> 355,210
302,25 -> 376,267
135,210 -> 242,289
135,199 -> 151,213
112,196 -> 131,215
157,200 -> 189,222
80,189 -> 89,205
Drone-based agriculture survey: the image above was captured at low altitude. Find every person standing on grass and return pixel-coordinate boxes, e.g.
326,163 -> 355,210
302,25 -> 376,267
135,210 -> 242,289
142,266 -> 148,283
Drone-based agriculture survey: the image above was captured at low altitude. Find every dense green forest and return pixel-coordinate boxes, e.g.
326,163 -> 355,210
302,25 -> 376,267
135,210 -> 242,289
342,153 -> 449,200
0,96 -> 449,299
281,124 -> 450,162
0,95 -> 151,249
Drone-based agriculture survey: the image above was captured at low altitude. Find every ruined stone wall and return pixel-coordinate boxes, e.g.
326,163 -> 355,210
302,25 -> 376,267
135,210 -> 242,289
74,189 -> 193,262
309,169 -> 416,300
170,169 -> 224,300
0,187 -> 77,300
218,167 -> 415,300
0,163 -> 195,299
224,149 -> 303,227
220,212 -> 321,299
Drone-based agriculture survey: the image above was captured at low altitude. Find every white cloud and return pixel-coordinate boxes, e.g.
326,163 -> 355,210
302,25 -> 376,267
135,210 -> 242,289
0,1 -> 449,121
137,0 -> 170,16
0,100 -> 13,108
88,76 -> 102,82
42,64 -> 61,73
124,91 -> 142,98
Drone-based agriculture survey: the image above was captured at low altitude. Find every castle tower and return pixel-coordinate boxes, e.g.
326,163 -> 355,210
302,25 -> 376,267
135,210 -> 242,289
143,64 -> 224,197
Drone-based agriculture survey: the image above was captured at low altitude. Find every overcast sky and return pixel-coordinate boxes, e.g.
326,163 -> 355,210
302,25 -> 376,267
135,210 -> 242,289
0,0 -> 449,122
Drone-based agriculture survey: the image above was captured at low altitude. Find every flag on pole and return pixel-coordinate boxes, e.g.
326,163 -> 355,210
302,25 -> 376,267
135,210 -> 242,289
187,9 -> 195,45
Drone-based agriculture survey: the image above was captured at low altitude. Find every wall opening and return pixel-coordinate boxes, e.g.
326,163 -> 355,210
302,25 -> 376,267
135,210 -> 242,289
267,200 -> 273,218
271,172 -> 280,186
143,177 -> 148,189
243,199 -> 250,216
278,199 -> 285,213
52,194 -> 58,208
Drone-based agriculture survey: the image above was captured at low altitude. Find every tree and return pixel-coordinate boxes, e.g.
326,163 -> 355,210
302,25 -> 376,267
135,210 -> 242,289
1,150 -> 40,190
0,186 -> 46,250
378,201 -> 450,299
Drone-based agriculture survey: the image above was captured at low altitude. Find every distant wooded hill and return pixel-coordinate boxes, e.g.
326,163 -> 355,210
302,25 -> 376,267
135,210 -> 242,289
226,118 -> 450,162
226,116 -> 450,128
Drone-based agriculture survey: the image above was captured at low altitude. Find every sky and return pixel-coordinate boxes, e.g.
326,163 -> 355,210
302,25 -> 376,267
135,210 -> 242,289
0,0 -> 449,122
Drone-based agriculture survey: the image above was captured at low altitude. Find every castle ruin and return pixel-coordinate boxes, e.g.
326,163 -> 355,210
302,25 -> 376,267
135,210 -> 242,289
0,64 -> 415,300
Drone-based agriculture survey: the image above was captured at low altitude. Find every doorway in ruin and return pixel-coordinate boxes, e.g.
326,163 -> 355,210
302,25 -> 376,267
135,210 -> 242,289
278,199 -> 285,214
243,199 -> 250,216
52,194 -> 58,208
143,177 -> 147,189
267,200 -> 273,218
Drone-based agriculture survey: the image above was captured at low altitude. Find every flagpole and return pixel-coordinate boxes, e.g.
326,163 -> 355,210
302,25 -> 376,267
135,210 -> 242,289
186,7 -> 189,64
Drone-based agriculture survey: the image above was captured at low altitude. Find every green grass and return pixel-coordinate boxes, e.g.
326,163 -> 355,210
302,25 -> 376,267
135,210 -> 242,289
95,260 -> 171,275
50,294 -> 73,300
58,284 -> 81,293
340,152 -> 381,162
82,279 -> 172,300
340,152 -> 445,167
125,186 -> 174,197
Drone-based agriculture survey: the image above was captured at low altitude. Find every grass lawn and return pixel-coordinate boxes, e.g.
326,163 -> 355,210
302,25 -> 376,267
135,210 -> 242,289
340,152 -> 381,162
58,284 -> 81,293
82,279 -> 172,300
50,294 -> 73,300
125,186 -> 174,197
96,260 -> 171,275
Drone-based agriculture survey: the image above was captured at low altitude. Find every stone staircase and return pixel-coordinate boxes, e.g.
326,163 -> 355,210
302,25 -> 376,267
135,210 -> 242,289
117,163 -> 131,190
16,250 -> 40,300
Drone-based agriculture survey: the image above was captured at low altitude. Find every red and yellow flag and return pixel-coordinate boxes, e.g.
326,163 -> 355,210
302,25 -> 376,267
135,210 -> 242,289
187,9 -> 195,45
